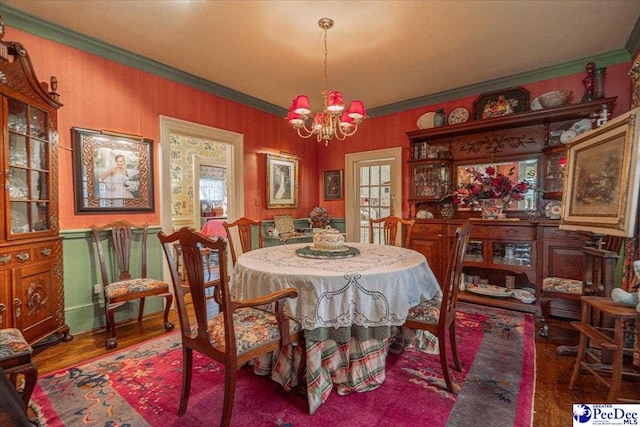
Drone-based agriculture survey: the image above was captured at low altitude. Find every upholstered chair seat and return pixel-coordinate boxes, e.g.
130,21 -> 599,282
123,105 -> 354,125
0,328 -> 37,413
541,277 -> 584,295
199,307 -> 302,355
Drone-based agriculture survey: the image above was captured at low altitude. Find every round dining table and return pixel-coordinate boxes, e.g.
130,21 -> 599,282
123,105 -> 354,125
230,242 -> 442,414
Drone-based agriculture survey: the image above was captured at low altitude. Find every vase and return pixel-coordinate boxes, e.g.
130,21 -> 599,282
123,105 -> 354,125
477,199 -> 506,220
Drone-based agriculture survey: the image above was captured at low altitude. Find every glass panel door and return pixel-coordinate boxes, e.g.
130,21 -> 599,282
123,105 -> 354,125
358,161 -> 392,243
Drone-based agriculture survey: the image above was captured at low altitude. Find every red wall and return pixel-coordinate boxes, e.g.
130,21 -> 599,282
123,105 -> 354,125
315,63 -> 632,217
5,27 -> 319,229
8,26 -> 632,226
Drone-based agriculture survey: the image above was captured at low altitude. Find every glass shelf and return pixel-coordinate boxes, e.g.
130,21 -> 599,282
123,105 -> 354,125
492,242 -> 532,267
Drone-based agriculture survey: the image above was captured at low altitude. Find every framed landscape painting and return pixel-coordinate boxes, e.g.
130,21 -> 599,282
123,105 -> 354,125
266,153 -> 298,208
560,107 -> 640,237
72,127 -> 154,213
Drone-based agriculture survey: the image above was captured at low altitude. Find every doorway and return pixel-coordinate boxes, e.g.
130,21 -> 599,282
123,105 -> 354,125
159,116 -> 244,235
345,147 -> 403,243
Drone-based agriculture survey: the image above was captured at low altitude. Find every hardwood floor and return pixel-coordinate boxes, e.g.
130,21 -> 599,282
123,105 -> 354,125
31,309 -> 640,427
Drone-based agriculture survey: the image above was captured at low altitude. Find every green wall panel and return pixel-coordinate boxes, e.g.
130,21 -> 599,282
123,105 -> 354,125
61,226 -> 165,335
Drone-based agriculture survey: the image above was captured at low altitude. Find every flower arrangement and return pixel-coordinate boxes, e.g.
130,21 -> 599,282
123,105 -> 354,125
450,166 -> 530,206
308,207 -> 331,228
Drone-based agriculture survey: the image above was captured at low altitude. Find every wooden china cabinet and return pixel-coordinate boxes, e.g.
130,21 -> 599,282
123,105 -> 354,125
0,19 -> 70,345
406,97 -> 616,314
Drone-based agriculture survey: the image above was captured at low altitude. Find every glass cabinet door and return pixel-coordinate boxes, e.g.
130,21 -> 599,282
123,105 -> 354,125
7,97 -> 50,235
410,161 -> 451,200
464,240 -> 484,263
492,242 -> 532,266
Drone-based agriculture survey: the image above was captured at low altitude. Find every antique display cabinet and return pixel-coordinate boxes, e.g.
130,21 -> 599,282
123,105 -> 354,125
0,20 -> 70,345
406,98 -> 615,313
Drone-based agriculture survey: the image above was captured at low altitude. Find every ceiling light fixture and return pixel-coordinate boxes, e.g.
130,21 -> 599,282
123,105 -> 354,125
286,18 -> 366,146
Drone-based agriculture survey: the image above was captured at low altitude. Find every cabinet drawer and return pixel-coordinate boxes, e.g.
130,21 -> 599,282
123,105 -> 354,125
540,226 -> 585,241
0,248 -> 32,267
413,223 -> 444,236
31,242 -> 56,262
467,225 -> 535,240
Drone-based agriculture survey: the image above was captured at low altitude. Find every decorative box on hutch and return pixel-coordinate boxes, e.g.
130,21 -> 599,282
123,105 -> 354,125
0,17 -> 71,346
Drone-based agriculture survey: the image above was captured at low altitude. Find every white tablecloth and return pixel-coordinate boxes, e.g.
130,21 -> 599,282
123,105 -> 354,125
231,242 -> 441,334
231,242 -> 442,414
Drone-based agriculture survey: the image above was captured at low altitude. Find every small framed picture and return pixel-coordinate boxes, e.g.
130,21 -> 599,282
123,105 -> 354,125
72,127 -> 154,213
266,153 -> 298,208
323,169 -> 343,200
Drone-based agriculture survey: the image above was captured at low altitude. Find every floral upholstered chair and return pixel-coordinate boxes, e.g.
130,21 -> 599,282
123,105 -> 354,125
0,328 -> 37,413
90,220 -> 174,349
158,227 -> 303,425
539,236 -> 623,337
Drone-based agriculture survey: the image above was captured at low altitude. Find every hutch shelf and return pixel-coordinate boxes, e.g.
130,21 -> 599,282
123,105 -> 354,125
0,20 -> 71,346
406,98 -> 615,313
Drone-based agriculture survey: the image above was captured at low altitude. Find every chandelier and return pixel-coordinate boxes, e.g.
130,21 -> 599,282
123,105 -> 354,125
286,18 -> 366,145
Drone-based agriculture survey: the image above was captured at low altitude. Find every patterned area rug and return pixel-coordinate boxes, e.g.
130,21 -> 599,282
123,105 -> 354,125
31,303 -> 535,426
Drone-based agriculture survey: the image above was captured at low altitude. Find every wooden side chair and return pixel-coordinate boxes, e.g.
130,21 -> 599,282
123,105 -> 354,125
369,216 -> 415,248
91,220 -> 174,349
539,235 -> 623,337
0,328 -> 37,414
158,227 -> 303,426
222,217 -> 264,265
402,220 -> 472,394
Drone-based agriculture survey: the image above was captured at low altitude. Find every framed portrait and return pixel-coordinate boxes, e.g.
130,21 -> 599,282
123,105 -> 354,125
266,153 -> 298,208
473,86 -> 530,120
560,107 -> 640,237
72,127 -> 154,213
323,169 -> 343,200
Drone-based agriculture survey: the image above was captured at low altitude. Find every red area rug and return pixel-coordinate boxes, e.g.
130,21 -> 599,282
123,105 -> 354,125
31,304 -> 535,426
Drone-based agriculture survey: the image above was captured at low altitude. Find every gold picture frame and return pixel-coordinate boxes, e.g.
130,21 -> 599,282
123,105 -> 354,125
72,127 -> 154,213
560,107 -> 640,237
266,153 -> 298,209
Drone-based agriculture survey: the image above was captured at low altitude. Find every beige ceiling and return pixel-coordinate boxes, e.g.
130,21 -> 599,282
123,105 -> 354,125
3,0 -> 640,115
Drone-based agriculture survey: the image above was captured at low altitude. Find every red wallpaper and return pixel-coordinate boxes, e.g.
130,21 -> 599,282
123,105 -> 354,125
6,27 -> 632,226
5,27 -> 318,229
316,63 -> 633,217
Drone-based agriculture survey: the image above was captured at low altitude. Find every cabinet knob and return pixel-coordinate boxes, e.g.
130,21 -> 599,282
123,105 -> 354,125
0,303 -> 5,312
41,247 -> 52,256
16,252 -> 29,261
14,298 -> 21,318
0,254 -> 10,264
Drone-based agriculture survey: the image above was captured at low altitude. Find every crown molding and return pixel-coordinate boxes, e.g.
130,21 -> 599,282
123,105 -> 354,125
0,4 -> 287,117
0,4 -> 635,119
368,49 -> 631,118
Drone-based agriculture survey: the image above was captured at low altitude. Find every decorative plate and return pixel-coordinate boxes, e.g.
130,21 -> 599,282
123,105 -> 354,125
448,107 -> 469,125
512,289 -> 535,300
530,97 -> 543,111
416,209 -> 434,219
417,112 -> 435,129
466,284 -> 513,298
295,246 -> 360,259
545,201 -> 562,219
560,129 -> 578,144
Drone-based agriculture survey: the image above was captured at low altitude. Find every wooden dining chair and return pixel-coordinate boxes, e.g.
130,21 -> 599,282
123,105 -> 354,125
222,217 -> 264,265
158,227 -> 303,426
369,216 -> 415,248
91,220 -> 174,349
402,220 -> 472,393
539,235 -> 623,337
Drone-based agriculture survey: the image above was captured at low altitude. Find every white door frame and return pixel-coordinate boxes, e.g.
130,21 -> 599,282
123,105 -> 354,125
345,147 -> 403,242
159,115 -> 244,235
